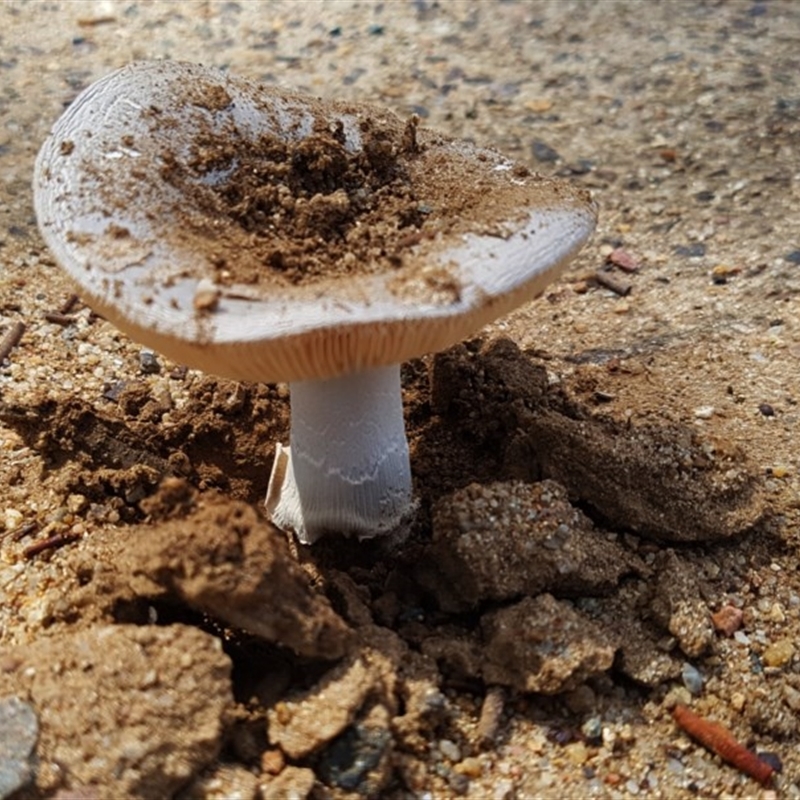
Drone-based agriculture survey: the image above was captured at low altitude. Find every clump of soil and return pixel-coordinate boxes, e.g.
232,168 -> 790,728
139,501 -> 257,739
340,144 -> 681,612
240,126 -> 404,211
416,479 -> 644,613
0,625 -> 232,799
129,485 -> 354,661
0,375 -> 290,514
430,338 -> 767,542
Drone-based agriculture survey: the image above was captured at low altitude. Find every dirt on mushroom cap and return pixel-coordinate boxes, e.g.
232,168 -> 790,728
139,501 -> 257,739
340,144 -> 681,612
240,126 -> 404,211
160,113 -> 429,288
44,61 -> 593,298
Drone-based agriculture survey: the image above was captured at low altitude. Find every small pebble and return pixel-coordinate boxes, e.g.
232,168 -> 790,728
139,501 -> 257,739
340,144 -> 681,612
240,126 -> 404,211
666,757 -> 685,775
193,281 -> 220,311
607,248 -> 640,272
762,639 -> 794,668
493,778 -> 515,800
564,741 -> 588,766
454,757 -> 482,779
564,684 -> 596,715
581,716 -> 603,744
758,402 -> 775,417
447,771 -> 470,795
681,663 -> 704,695
525,98 -> 553,113
476,687 -> 505,747
0,696 -> 39,797
784,249 -> 800,265
3,508 -> 23,531
261,748 -> 284,776
782,685 -> 800,713
532,140 -> 560,163
711,604 -> 743,636
625,778 -> 640,795
66,494 -> 87,515
711,264 -> 740,284
694,406 -> 714,419
139,349 -> 161,374
674,243 -> 706,258
601,727 -> 616,749
767,603 -> 786,623
604,771 -> 622,786
619,724 -> 636,745
439,739 -> 461,763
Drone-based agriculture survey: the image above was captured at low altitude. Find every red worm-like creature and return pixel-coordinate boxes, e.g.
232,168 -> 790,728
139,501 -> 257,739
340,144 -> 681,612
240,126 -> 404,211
671,703 -> 775,786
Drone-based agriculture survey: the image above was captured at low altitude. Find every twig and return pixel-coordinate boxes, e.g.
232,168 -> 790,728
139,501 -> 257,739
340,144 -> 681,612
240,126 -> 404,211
58,294 -> 80,314
671,704 -> 775,786
0,521 -> 38,543
23,532 -> 81,559
12,522 -> 39,542
594,270 -> 631,297
44,294 -> 82,325
0,321 -> 25,364
43,312 -> 77,326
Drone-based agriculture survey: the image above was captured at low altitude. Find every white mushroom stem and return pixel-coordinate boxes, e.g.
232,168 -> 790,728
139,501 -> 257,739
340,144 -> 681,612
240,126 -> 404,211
265,364 -> 414,544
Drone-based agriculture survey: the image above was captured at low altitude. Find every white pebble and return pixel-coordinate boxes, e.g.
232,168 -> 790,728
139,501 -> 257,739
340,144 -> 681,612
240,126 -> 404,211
3,508 -> 23,531
439,739 -> 461,763
493,779 -> 515,800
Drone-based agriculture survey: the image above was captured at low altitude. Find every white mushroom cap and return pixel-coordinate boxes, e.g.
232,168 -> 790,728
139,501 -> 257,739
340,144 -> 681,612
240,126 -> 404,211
34,60 -> 597,383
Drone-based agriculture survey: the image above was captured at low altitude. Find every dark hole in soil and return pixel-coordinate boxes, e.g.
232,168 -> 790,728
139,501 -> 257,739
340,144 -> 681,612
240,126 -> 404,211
111,595 -> 334,705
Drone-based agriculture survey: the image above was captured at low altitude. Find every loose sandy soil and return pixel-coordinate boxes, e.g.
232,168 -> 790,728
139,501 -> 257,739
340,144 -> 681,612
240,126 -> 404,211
1,1 -> 800,799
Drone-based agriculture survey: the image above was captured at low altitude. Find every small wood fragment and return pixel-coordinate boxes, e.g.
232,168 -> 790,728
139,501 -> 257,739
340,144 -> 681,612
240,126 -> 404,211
401,113 -> 420,154
671,703 -> 774,786
23,531 -> 81,559
169,365 -> 189,380
476,686 -> 505,749
0,521 -> 38,543
0,321 -> 25,364
594,390 -> 616,403
12,522 -> 39,542
43,312 -> 77,326
77,15 -> 116,26
594,270 -> 631,297
58,293 -> 80,314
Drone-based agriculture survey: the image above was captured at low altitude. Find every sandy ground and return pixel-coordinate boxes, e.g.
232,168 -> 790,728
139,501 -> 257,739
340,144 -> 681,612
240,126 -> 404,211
2,1 -> 800,798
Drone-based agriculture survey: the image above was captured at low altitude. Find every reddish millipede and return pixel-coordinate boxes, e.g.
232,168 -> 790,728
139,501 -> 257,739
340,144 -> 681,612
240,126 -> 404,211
671,703 -> 774,786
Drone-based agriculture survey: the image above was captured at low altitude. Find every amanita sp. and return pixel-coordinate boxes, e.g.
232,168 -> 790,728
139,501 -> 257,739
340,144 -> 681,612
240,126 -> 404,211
34,61 -> 597,544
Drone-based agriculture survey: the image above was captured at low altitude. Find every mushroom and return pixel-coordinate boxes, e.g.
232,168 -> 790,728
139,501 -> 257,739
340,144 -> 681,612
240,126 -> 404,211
33,61 -> 597,544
